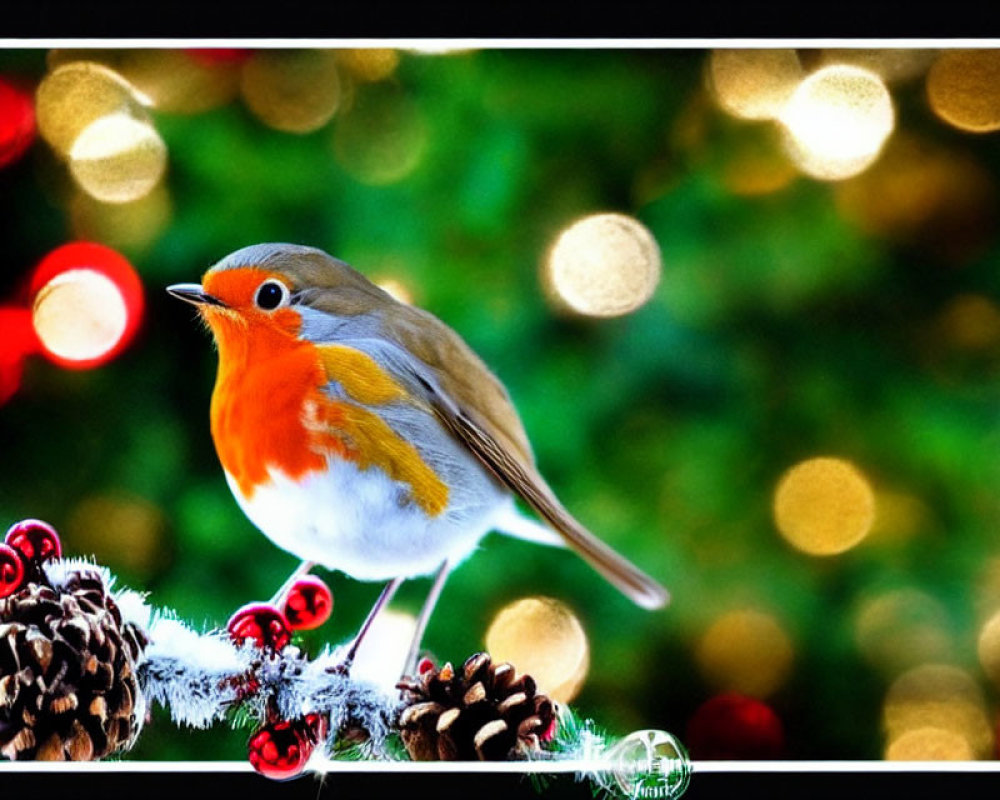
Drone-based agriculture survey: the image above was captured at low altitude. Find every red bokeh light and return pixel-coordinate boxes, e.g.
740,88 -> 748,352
184,49 -> 254,67
685,693 -> 785,760
29,242 -> 145,370
0,77 -> 35,169
0,307 -> 39,404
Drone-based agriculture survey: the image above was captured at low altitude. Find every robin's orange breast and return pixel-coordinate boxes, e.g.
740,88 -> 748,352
207,314 -> 449,516
211,341 -> 343,499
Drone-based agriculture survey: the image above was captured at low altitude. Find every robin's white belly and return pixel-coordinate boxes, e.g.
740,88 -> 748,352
225,456 -> 512,581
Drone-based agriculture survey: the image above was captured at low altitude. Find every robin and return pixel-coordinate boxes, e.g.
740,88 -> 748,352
168,243 -> 668,672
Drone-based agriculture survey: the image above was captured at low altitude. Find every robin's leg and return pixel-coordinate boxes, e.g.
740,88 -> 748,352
335,576 -> 405,674
267,560 -> 317,607
401,559 -> 451,678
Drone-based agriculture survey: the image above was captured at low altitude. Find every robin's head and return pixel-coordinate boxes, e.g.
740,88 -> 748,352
167,244 -> 397,348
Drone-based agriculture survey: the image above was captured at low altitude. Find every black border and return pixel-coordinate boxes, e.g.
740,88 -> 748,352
5,3 -> 1000,38
1,767 -> 997,799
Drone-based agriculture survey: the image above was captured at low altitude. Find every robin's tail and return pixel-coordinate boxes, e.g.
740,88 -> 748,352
494,503 -> 670,611
427,388 -> 669,610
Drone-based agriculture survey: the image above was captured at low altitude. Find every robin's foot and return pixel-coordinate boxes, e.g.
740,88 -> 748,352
400,560 -> 450,680
328,577 -> 403,679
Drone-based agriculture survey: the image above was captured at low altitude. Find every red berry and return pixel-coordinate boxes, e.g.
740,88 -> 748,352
0,543 -> 24,598
5,519 -> 61,563
247,719 -> 313,781
227,603 -> 292,652
282,575 -> 333,631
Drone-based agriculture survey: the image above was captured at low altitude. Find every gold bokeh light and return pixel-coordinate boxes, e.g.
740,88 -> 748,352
36,61 -> 167,204
885,726 -> 975,761
241,50 -> 341,134
696,609 -> 794,698
544,213 -> 662,318
484,596 -> 589,704
707,49 -> 803,121
336,49 -> 400,83
834,134 -> 996,265
67,492 -> 166,576
36,61 -> 144,157
976,609 -> 1000,687
376,277 -> 414,305
976,558 -> 1000,625
68,111 -> 167,204
779,65 -> 895,181
116,50 -> 240,114
32,269 -> 129,364
927,50 -> 1000,133
722,139 -> 797,196
866,488 -> 930,546
854,589 -> 951,675
69,182 -> 172,253
813,49 -> 937,85
332,84 -> 427,185
883,663 -> 993,760
938,294 -> 1000,352
48,49 -> 240,114
773,457 -> 876,556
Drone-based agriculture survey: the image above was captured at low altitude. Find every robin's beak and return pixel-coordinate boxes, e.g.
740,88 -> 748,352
166,283 -> 227,307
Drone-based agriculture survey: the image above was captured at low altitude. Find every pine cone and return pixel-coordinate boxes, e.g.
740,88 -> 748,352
396,652 -> 555,761
0,567 -> 149,761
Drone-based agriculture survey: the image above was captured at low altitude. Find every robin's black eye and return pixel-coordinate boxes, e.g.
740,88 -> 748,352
255,280 -> 289,310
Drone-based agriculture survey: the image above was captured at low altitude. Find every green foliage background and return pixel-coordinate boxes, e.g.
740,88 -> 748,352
1,47 -> 1000,762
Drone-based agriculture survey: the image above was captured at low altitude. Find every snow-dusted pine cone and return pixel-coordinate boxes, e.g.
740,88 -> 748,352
396,652 -> 556,761
0,566 -> 149,760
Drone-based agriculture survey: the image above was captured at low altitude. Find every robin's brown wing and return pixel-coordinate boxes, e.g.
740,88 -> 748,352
384,303 -> 670,611
383,302 -> 536,468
